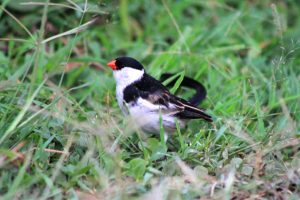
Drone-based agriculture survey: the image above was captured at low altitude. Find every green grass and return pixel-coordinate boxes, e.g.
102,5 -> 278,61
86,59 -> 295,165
0,0 -> 300,199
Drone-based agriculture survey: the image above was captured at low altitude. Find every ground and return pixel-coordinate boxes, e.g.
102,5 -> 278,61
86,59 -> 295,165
0,0 -> 299,199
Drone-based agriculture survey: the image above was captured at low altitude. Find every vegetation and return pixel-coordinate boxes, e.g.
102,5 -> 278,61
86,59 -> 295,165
0,0 -> 299,199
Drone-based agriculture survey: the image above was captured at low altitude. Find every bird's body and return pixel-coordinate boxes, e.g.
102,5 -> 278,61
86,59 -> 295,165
114,67 -> 186,132
107,57 -> 212,135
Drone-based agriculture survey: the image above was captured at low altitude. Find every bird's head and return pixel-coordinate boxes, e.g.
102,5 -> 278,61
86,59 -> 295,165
107,57 -> 144,71
107,57 -> 145,86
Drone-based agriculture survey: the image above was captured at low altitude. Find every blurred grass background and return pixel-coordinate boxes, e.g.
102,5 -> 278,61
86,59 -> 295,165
0,0 -> 299,199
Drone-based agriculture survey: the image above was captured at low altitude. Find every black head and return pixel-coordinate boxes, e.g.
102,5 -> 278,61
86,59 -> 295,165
107,57 -> 144,71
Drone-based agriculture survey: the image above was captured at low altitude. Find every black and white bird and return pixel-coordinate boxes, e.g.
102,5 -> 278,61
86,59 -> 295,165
107,57 -> 212,138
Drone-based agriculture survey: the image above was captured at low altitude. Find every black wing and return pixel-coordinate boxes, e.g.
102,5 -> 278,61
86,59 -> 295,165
128,74 -> 213,122
170,96 -> 213,122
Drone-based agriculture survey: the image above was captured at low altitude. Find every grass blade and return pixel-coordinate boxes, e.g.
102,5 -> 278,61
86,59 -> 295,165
0,79 -> 46,145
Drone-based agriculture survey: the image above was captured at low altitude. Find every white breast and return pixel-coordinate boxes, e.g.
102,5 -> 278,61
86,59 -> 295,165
113,67 -> 144,115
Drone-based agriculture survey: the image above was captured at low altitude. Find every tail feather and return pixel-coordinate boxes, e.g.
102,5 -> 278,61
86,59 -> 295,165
181,106 -> 213,122
160,73 -> 213,122
160,73 -> 207,106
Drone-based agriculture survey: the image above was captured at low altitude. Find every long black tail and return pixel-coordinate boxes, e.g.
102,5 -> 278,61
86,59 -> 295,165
160,73 -> 207,106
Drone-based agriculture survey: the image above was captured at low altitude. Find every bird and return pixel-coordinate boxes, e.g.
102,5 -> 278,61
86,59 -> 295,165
107,56 -> 212,139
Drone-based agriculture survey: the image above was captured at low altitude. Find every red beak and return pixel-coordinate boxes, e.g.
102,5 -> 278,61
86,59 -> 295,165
107,60 -> 117,70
